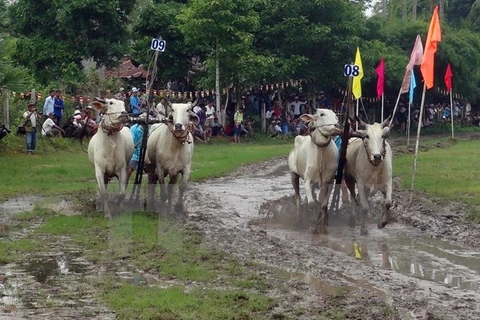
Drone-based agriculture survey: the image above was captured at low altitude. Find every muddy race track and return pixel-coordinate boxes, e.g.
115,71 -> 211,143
2,138 -> 480,319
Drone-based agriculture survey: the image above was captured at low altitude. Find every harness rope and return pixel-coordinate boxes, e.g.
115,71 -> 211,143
309,122 -> 338,149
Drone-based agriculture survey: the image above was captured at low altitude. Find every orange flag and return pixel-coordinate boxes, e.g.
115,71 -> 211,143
420,6 -> 441,89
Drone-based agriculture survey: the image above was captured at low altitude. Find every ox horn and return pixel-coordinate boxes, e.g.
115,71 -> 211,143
354,115 -> 367,128
94,97 -> 106,104
381,115 -> 392,128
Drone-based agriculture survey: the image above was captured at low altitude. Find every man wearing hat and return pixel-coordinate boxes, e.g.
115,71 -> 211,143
23,102 -> 40,154
116,87 -> 126,101
130,87 -> 142,116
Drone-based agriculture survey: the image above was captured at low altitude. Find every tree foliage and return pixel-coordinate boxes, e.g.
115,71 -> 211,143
4,0 -> 480,103
7,0 -> 133,84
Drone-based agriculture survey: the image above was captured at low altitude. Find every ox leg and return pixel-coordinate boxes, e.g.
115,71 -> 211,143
95,167 -> 111,219
167,174 -> 178,213
291,172 -> 302,225
147,173 -> 158,211
378,182 -> 392,229
314,183 -> 334,234
157,167 -> 167,205
175,169 -> 190,213
357,183 -> 370,235
345,175 -> 357,228
117,167 -> 128,212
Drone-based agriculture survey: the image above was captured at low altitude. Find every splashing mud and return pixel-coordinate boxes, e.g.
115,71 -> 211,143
186,157 -> 480,320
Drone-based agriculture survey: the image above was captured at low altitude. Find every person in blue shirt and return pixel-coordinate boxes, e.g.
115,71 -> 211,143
129,87 -> 142,116
127,113 -> 147,183
54,90 -> 65,125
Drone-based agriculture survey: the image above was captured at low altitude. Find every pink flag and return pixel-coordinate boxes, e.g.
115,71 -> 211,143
400,35 -> 424,93
375,58 -> 385,98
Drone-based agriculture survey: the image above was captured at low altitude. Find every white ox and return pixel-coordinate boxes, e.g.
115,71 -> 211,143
146,101 -> 198,212
345,117 -> 393,235
88,98 -> 134,218
288,109 -> 342,233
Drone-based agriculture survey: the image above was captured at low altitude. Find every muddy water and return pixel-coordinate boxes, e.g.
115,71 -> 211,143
188,159 -> 480,319
0,196 -> 115,320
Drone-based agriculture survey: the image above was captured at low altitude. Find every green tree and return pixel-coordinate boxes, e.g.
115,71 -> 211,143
177,0 -> 270,123
7,0 -> 133,84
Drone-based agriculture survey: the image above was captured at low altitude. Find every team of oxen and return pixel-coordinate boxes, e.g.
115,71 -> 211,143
86,97 -> 392,235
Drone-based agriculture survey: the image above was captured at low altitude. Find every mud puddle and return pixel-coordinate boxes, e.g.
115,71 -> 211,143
187,158 -> 480,319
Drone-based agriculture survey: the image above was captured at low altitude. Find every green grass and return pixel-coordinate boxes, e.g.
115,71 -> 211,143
103,285 -> 274,320
0,134 -> 292,200
0,238 -> 46,264
393,139 -> 480,221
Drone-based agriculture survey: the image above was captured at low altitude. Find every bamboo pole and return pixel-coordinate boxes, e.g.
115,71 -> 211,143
381,93 -> 384,122
355,99 -> 359,130
389,87 -> 403,126
407,102 -> 411,146
450,88 -> 454,139
410,83 -> 427,198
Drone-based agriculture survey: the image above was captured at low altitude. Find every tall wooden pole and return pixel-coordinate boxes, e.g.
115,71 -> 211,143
407,102 -> 412,146
389,87 -> 403,126
2,89 -> 9,130
450,88 -> 454,139
381,93 -> 384,122
411,83 -> 427,197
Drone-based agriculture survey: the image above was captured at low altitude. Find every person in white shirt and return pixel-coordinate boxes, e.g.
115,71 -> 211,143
205,101 -> 215,127
290,96 -> 306,119
43,90 -> 55,118
42,113 -> 65,137
23,103 -> 40,154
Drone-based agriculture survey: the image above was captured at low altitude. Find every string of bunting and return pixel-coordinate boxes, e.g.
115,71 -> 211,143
10,80 -> 464,105
9,79 -> 305,104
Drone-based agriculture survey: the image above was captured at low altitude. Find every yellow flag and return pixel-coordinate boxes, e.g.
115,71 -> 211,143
352,47 -> 364,100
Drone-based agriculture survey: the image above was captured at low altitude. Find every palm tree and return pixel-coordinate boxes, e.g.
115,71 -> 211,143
0,36 -> 32,129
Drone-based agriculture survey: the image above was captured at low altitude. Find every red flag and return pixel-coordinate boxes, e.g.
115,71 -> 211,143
444,63 -> 453,91
420,6 -> 442,89
375,58 -> 385,98
401,35 -> 424,93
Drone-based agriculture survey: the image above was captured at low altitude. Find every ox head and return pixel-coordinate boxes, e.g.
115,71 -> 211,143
91,98 -> 129,126
300,109 -> 341,145
170,101 -> 199,132
352,116 -> 391,165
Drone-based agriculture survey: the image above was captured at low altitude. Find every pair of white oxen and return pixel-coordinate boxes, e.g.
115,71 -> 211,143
87,98 -> 392,235
288,109 -> 393,235
87,98 -> 197,218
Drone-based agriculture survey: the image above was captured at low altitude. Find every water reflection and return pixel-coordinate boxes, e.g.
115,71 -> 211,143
347,238 -> 480,293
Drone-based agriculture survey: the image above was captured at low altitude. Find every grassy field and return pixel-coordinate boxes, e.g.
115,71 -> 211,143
0,134 -> 292,200
2,132 -> 480,318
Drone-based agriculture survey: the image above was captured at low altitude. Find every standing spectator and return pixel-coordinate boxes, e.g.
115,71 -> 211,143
233,108 -> 244,143
205,100 -> 216,125
42,113 -> 65,137
23,103 -> 40,154
280,109 -> 289,140
54,90 -> 64,125
43,90 -> 55,119
129,87 -> 142,116
290,96 -> 306,119
266,106 -> 274,122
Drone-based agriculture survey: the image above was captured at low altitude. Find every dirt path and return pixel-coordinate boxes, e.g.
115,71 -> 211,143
2,135 -> 480,319
185,155 -> 480,320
